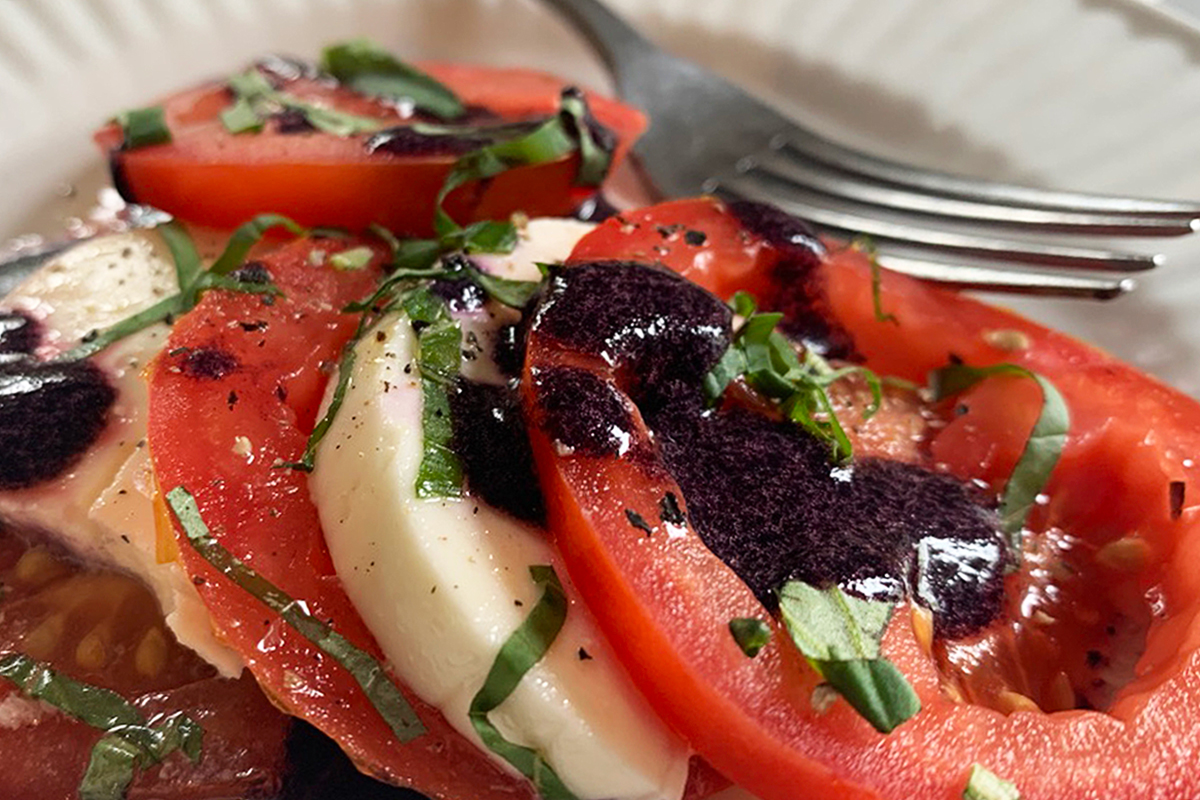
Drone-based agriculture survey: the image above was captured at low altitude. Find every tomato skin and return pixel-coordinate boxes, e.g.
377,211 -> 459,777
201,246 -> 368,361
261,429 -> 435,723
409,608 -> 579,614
530,197 -> 1200,799
145,237 -> 538,800
96,63 -> 646,234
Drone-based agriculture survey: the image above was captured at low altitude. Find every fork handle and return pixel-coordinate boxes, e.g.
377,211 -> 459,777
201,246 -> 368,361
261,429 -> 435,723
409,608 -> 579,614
540,0 -> 657,78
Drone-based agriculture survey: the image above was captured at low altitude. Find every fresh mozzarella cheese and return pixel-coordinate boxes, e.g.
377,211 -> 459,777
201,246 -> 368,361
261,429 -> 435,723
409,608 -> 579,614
0,231 -> 243,677
310,219 -> 692,800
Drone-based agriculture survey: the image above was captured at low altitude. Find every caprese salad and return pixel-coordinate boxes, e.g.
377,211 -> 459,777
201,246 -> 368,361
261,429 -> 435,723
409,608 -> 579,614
1,37 -> 1199,800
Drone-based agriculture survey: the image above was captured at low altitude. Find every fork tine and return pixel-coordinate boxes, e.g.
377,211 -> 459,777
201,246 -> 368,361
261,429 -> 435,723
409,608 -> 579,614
781,127 -> 1200,218
716,174 -> 1163,272
755,146 -> 1200,236
871,254 -> 1135,300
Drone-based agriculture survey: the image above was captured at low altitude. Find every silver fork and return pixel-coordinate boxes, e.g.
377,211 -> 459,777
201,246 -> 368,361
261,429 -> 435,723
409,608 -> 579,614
542,0 -> 1200,299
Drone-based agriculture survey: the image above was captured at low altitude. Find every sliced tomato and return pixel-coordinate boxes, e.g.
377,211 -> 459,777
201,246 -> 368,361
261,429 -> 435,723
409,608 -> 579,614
526,197 -> 1200,799
95,63 -> 646,235
145,237 -> 538,800
0,528 -> 289,799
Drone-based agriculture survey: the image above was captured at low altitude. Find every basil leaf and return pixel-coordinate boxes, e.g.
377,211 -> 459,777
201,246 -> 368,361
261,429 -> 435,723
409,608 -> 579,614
559,88 -> 612,187
456,219 -> 519,255
964,764 -> 1022,800
467,264 -> 542,308
209,213 -> 307,276
728,618 -> 772,658
776,581 -> 920,733
62,294 -> 184,362
0,653 -> 142,729
930,363 -> 1069,559
0,653 -> 206,800
225,68 -> 385,138
704,296 -> 880,463
469,565 -> 578,800
157,219 -> 204,289
435,114 -> 577,237
166,486 -> 426,743
219,96 -> 265,135
329,246 -> 374,271
403,290 -> 464,498
115,106 -> 171,149
321,39 -> 465,121
79,734 -> 142,800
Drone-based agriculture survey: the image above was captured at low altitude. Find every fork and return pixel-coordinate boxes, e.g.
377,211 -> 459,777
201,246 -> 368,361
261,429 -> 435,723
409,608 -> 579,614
542,0 -> 1200,299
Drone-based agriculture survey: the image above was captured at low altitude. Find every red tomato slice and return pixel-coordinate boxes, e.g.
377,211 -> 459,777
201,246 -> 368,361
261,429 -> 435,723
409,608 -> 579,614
526,197 -> 1200,800
95,63 -> 646,235
145,237 -> 538,800
0,525 -> 289,799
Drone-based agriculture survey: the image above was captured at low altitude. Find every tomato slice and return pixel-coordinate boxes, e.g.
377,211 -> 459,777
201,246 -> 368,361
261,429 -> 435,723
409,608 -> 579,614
95,62 -> 646,234
145,237 -> 538,800
0,528 -> 289,799
526,197 -> 1200,799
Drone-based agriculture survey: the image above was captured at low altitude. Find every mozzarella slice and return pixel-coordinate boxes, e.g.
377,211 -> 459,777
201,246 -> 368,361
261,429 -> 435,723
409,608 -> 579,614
311,220 -> 691,800
0,231 -> 243,677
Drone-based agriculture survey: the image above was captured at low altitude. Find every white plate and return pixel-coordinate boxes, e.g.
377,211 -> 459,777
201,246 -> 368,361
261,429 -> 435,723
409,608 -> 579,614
2,1 -> 1200,797
5,0 -> 1200,393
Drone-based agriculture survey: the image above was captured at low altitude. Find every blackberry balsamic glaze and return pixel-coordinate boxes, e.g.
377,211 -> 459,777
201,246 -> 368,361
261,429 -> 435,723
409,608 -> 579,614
0,312 -> 116,490
532,260 -> 1007,638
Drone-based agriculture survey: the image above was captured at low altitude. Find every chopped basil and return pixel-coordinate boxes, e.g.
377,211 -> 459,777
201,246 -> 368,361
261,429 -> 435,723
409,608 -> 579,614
114,106 -> 171,150
558,88 -> 613,187
320,38 -> 465,121
850,236 -> 898,325
404,289 -> 465,498
222,68 -> 384,137
329,246 -> 374,271
728,617 -> 772,657
0,653 -> 204,800
963,764 -> 1022,800
704,292 -> 881,463
165,487 -> 426,743
62,215 -> 297,362
775,581 -> 920,733
468,565 -> 578,800
219,97 -> 265,135
931,362 -> 1069,561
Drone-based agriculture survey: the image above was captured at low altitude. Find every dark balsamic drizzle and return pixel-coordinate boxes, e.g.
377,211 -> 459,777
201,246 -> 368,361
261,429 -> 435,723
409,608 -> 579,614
177,347 -> 239,380
448,379 -> 544,525
529,258 -> 1008,638
366,126 -> 492,157
0,359 -> 115,490
573,194 -> 619,223
533,367 -> 633,459
727,199 -> 855,360
0,312 -> 39,360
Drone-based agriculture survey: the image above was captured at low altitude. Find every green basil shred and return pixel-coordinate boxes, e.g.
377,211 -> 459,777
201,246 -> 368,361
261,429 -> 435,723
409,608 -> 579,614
165,487 -> 426,743
0,653 -> 203,800
115,106 -> 172,150
62,215 -> 297,362
849,236 -> 898,325
320,38 -> 465,121
728,617 -> 772,658
469,565 -> 578,800
222,69 -> 384,137
963,764 -> 1022,800
404,289 -> 465,498
704,291 -> 881,464
931,362 -> 1069,562
775,581 -> 920,733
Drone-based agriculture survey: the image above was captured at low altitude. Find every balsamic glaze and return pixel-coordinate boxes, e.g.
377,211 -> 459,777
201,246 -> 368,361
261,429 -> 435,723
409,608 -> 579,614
0,359 -> 115,490
0,312 -> 39,359
727,199 -> 856,360
366,127 -> 494,158
530,258 -> 1008,637
449,380 -> 544,525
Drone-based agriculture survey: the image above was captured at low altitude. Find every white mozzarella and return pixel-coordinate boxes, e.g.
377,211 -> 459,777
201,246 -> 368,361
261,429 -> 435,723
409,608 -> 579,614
311,220 -> 691,800
0,231 -> 243,677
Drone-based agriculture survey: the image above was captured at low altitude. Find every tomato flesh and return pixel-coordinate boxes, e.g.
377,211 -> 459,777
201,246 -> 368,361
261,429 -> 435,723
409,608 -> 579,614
528,197 -> 1200,799
0,528 -> 288,799
145,238 -> 538,800
96,63 -> 646,234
